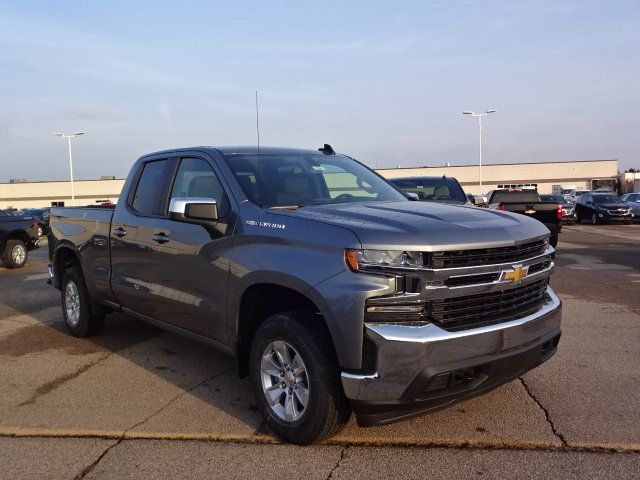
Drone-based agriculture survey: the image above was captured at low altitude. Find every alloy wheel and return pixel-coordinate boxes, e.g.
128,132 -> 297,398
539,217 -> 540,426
260,340 -> 310,423
11,244 -> 26,265
64,281 -> 81,327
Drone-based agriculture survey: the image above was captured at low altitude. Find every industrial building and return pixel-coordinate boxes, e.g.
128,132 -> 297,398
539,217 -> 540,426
0,158 -> 625,210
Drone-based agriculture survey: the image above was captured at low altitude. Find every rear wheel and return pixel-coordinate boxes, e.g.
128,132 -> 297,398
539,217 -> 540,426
1,239 -> 28,269
61,266 -> 105,337
249,311 -> 351,445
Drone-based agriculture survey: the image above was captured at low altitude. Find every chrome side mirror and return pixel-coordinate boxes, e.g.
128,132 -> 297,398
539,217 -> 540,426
406,192 -> 419,201
169,198 -> 218,223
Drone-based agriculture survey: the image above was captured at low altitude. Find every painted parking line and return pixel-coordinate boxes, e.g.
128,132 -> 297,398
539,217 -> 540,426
22,273 -> 51,282
1,427 -> 639,454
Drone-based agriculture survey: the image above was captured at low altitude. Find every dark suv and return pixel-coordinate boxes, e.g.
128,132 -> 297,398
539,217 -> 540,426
575,193 -> 634,224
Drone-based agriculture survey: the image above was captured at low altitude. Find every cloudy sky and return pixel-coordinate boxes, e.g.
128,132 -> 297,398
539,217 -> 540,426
0,0 -> 638,182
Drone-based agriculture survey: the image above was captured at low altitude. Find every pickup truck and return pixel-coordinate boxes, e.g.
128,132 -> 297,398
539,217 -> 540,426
48,146 -> 562,444
0,210 -> 40,268
486,189 -> 562,247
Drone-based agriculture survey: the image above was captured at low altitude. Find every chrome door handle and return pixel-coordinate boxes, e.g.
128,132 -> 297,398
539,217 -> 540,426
152,233 -> 170,244
113,227 -> 127,238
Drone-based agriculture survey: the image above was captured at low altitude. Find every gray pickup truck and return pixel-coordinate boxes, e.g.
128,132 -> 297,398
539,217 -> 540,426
48,146 -> 562,444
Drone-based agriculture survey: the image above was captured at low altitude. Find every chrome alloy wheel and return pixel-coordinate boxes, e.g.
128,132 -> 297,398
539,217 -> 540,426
64,281 -> 81,327
11,244 -> 26,265
260,341 -> 310,422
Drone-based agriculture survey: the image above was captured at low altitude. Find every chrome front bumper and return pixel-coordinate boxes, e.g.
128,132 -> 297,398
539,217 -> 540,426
342,287 -> 562,425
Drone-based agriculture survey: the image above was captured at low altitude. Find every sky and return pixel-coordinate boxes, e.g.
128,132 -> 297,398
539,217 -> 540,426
0,0 -> 638,182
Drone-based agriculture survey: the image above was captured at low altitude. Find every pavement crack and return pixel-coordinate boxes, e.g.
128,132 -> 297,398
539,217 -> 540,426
327,445 -> 348,480
520,377 -> 567,446
125,368 -> 233,433
17,353 -> 111,407
74,437 -> 121,480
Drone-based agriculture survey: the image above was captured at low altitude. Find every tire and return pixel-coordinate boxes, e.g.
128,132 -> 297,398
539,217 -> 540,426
61,266 -> 105,337
1,239 -> 28,269
591,214 -> 599,225
249,311 -> 351,445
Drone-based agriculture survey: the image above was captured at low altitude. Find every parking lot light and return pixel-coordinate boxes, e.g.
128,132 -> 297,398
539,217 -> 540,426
462,109 -> 497,194
52,132 -> 85,206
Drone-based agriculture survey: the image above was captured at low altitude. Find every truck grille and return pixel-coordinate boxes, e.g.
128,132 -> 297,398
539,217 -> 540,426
429,280 -> 548,331
426,240 -> 547,269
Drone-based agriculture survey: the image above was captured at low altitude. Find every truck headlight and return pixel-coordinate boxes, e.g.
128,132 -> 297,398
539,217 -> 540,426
345,249 -> 423,272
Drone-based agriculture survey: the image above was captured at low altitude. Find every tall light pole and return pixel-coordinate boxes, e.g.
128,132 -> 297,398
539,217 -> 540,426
52,132 -> 84,206
462,109 -> 496,194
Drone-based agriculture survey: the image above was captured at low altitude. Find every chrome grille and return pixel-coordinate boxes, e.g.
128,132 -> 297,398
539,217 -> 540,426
426,240 -> 547,269
429,279 -> 548,331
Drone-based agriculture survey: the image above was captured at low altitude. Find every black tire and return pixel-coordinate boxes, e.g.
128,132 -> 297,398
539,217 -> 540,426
1,239 -> 28,269
61,266 -> 105,337
249,311 -> 351,445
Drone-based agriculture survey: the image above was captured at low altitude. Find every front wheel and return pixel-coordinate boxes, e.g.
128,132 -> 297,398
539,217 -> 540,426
249,311 -> 351,445
1,239 -> 28,268
61,266 -> 105,337
591,214 -> 599,225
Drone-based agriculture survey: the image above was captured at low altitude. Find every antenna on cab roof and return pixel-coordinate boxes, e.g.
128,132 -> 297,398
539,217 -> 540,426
255,90 -> 263,208
318,144 -> 335,155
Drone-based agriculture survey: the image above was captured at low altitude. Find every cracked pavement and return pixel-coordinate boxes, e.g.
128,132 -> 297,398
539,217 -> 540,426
0,225 -> 639,479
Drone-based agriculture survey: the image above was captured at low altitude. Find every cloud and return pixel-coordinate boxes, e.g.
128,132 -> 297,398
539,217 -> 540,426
70,106 -> 121,120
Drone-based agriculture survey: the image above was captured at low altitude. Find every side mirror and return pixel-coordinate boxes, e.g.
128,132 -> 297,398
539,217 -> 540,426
473,197 -> 486,206
406,192 -> 419,201
169,198 -> 218,223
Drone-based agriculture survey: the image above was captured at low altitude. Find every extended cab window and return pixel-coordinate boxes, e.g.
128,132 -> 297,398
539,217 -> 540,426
170,158 -> 230,217
131,160 -> 168,215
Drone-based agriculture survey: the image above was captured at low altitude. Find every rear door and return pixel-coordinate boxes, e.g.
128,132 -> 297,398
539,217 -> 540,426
110,157 -> 174,312
143,155 -> 237,345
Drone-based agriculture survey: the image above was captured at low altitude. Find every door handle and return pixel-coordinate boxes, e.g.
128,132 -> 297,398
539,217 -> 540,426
113,227 -> 127,238
152,233 -> 170,244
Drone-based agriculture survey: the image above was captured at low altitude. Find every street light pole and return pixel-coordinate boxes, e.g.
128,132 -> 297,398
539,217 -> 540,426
52,132 -> 84,206
462,109 -> 496,195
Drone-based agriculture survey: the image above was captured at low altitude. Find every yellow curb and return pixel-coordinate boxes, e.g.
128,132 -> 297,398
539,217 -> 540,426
1,427 -> 639,453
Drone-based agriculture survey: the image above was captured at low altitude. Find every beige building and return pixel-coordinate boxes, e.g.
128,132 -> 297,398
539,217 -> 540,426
377,159 -> 619,195
0,159 -> 622,209
0,178 -> 125,210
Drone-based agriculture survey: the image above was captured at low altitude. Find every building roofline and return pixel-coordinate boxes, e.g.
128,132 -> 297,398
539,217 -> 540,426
377,159 -> 618,170
1,178 -> 126,185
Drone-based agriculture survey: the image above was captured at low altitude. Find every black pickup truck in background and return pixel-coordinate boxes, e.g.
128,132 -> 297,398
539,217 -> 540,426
486,189 -> 562,247
0,210 -> 40,268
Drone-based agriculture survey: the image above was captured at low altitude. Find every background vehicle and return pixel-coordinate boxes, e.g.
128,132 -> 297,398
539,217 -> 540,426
540,194 -> 576,225
20,208 -> 51,236
486,189 -> 562,247
575,193 -> 634,224
0,210 -> 40,268
388,176 -> 473,205
552,184 -> 576,202
622,193 -> 640,221
48,146 -> 561,444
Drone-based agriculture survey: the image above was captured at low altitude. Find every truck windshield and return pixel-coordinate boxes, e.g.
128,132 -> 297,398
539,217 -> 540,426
593,194 -> 623,204
390,177 -> 467,204
222,153 -> 407,208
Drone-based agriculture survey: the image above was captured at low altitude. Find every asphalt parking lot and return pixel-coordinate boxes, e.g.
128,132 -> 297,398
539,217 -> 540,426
1,224 -> 639,479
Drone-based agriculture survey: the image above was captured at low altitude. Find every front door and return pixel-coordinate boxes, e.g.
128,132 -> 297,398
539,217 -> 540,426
144,156 -> 236,345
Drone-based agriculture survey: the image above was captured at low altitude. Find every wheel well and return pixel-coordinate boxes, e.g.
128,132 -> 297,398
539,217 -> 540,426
55,247 -> 81,286
8,230 -> 29,244
236,284 -> 324,377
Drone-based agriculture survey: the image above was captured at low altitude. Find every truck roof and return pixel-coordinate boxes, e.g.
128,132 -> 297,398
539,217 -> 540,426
141,146 -> 329,158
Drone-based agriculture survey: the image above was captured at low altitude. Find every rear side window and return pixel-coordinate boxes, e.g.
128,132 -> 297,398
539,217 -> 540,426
170,158 -> 230,217
131,160 -> 168,215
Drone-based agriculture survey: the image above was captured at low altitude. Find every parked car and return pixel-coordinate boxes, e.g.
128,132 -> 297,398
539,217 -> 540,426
486,189 -> 562,247
540,194 -> 576,225
20,208 -> 51,236
0,209 -> 40,268
575,193 -> 634,224
388,176 -> 473,206
621,193 -> 640,222
48,145 -> 561,444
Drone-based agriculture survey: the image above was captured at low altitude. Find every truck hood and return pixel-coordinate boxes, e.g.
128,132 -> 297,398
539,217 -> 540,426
270,201 -> 550,250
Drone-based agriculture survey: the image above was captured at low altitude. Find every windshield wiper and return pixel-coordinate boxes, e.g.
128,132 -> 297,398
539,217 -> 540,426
269,205 -> 306,210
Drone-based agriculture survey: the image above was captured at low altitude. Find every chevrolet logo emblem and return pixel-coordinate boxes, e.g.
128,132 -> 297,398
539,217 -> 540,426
503,265 -> 529,284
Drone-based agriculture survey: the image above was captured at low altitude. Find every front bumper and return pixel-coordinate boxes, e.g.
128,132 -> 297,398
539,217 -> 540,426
342,287 -> 562,426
